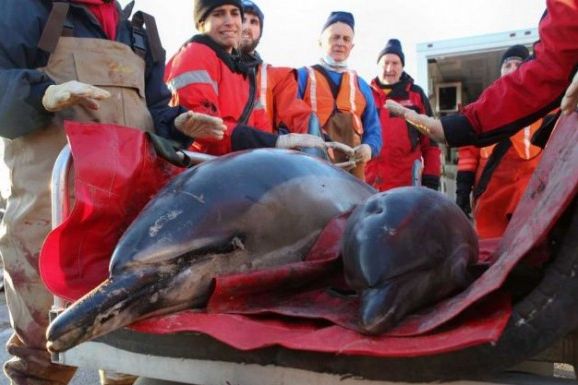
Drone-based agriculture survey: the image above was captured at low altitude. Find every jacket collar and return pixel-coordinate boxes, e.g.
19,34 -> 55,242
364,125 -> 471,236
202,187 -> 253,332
372,72 -> 414,99
190,34 -> 254,75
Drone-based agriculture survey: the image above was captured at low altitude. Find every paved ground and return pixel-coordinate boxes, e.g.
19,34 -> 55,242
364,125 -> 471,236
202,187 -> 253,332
0,291 -> 99,385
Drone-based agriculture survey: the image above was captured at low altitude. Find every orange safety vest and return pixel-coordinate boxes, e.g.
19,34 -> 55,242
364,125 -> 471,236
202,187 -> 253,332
457,119 -> 544,239
480,121 -> 542,161
302,66 -> 366,136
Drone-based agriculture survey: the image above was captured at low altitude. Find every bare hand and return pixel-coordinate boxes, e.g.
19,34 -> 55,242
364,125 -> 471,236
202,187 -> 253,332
174,111 -> 226,140
42,80 -> 110,112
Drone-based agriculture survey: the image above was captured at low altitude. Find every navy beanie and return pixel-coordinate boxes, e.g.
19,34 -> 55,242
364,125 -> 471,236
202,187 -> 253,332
242,0 -> 264,36
194,0 -> 244,27
377,38 -> 405,66
321,11 -> 355,33
501,44 -> 529,66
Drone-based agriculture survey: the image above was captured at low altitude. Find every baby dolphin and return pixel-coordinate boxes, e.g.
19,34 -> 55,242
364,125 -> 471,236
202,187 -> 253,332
47,149 -> 375,352
342,187 -> 478,335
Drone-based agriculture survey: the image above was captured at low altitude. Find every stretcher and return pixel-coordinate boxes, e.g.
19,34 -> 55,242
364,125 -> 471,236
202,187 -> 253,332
45,113 -> 578,384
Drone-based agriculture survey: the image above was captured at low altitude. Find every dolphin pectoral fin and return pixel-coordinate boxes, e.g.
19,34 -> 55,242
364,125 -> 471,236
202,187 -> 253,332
359,285 -> 399,335
47,270 -> 159,353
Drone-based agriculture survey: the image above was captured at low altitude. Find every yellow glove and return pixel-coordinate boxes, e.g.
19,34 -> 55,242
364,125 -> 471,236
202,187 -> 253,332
561,71 -> 578,115
174,111 -> 226,140
42,80 -> 110,112
275,133 -> 325,149
353,144 -> 372,163
386,100 -> 445,143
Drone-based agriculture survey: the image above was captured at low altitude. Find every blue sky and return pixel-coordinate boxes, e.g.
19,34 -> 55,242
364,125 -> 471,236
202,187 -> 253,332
120,0 -> 546,83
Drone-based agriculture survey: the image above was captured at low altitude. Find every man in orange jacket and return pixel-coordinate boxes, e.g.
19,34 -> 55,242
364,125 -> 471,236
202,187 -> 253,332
239,0 -> 312,134
456,45 -> 556,239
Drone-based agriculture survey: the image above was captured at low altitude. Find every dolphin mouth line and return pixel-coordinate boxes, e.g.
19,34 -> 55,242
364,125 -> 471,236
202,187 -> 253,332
47,243 -> 251,353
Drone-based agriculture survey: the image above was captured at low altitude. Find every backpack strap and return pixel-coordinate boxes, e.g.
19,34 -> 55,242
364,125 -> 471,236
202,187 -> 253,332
38,1 -> 73,53
131,10 -> 163,63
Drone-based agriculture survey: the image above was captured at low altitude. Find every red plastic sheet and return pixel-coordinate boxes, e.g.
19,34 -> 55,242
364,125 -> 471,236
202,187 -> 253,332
131,295 -> 511,358
39,121 -> 179,301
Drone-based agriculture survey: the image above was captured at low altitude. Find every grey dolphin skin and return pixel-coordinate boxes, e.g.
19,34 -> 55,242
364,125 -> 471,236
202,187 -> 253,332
46,149 -> 376,352
342,187 -> 478,335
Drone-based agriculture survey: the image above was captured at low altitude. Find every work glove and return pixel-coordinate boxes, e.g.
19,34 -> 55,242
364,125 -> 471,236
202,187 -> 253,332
386,100 -> 445,143
275,133 -> 326,149
174,111 -> 226,140
561,70 -> 578,115
42,80 -> 110,112
353,144 -> 372,163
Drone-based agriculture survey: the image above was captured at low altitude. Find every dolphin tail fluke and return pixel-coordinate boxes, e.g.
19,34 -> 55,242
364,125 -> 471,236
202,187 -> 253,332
47,270 -> 157,353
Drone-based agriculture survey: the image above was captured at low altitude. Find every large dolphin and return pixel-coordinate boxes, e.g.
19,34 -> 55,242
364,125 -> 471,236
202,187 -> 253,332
342,187 -> 478,335
47,149 -> 376,352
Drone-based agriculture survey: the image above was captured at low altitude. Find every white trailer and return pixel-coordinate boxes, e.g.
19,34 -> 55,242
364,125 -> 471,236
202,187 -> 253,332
415,28 -> 538,197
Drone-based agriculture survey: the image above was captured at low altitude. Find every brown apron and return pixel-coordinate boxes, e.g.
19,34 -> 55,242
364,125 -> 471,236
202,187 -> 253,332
325,112 -> 365,179
0,35 -> 153,384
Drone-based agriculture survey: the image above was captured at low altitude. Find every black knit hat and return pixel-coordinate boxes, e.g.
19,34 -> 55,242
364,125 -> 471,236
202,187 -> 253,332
194,0 -> 244,27
242,0 -> 264,36
377,38 -> 405,66
321,11 -> 355,33
501,44 -> 530,66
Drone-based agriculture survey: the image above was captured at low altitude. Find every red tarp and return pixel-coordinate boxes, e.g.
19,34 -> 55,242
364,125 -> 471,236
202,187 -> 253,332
39,122 -> 179,301
39,113 -> 578,357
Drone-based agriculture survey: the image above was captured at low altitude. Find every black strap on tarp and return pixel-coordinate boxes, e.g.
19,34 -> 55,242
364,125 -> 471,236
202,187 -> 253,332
38,2 -> 72,53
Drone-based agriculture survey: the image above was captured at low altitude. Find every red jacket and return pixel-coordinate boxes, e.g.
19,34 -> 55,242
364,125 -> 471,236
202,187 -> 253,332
366,75 -> 441,191
164,35 -> 271,155
442,0 -> 578,147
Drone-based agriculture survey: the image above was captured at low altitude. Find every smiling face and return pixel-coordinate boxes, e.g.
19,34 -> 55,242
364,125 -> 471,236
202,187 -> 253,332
319,22 -> 355,63
378,53 -> 403,85
240,12 -> 261,54
199,5 -> 242,52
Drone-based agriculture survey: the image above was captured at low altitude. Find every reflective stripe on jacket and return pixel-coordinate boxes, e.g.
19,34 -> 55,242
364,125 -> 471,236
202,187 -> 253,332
164,37 -> 271,155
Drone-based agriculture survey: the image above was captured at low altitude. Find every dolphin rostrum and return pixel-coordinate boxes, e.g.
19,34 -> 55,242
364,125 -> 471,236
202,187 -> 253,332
47,149 -> 375,352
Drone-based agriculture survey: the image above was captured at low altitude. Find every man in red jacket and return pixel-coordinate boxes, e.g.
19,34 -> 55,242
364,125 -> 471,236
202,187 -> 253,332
366,39 -> 441,191
165,0 -> 324,155
386,0 -> 578,148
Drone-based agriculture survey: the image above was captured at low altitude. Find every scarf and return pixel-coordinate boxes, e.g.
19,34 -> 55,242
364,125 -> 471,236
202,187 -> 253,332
73,0 -> 119,40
